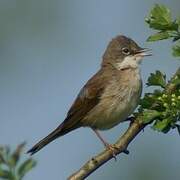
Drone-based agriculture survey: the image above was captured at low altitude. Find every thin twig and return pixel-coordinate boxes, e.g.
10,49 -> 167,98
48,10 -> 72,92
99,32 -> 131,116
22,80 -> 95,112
68,119 -> 145,180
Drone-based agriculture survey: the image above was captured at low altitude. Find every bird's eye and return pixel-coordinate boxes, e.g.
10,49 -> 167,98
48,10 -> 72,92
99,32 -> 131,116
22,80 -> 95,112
122,47 -> 130,55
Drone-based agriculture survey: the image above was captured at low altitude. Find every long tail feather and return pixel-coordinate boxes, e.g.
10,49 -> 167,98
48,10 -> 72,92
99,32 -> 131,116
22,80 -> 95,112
27,124 -> 66,155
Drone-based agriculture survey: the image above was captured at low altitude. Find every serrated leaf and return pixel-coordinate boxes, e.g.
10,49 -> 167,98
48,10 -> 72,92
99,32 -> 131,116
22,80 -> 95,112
149,22 -> 178,31
146,4 -> 179,32
147,4 -> 173,31
18,159 -> 37,178
142,110 -> 161,124
147,31 -> 170,42
153,118 -> 171,133
9,142 -> 26,167
140,94 -> 156,109
140,90 -> 165,111
152,4 -> 171,23
146,71 -> 166,88
172,44 -> 180,57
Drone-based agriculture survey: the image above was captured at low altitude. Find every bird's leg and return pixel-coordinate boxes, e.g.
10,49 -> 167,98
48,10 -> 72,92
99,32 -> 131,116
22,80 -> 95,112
92,128 -> 118,160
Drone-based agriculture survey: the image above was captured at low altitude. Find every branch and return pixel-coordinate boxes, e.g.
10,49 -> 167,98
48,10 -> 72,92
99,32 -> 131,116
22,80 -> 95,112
68,68 -> 179,180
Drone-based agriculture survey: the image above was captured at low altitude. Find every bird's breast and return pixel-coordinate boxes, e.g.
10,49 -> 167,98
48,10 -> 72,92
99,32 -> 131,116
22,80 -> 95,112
83,68 -> 142,130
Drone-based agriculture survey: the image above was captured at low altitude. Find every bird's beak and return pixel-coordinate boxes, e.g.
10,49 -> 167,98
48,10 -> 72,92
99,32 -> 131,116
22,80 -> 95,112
135,48 -> 152,57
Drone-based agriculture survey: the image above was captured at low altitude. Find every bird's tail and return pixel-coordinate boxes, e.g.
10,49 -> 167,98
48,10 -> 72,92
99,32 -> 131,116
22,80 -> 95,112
27,122 -> 74,155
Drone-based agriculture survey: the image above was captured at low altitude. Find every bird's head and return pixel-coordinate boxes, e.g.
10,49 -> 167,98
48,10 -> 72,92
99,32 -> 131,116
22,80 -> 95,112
102,35 -> 151,69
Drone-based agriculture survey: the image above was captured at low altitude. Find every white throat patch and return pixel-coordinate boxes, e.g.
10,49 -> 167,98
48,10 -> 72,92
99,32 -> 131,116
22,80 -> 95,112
116,55 -> 143,70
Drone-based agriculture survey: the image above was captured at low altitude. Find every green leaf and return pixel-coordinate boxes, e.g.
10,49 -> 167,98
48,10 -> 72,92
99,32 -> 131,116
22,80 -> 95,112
146,4 -> 173,30
18,159 -> 37,178
140,94 -> 156,109
147,31 -> 170,42
0,169 -> 13,179
9,142 -> 26,167
0,147 -> 9,165
146,71 -> 166,88
0,153 -> 5,164
172,43 -> 180,57
142,110 -> 161,124
151,4 -> 170,23
140,90 -> 165,111
146,4 -> 179,32
171,69 -> 180,87
153,4 -> 171,23
177,17 -> 180,31
178,18 -> 180,24
152,118 -> 172,133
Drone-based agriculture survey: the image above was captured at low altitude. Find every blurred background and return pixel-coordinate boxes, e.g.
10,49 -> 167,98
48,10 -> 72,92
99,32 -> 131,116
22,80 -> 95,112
0,0 -> 180,179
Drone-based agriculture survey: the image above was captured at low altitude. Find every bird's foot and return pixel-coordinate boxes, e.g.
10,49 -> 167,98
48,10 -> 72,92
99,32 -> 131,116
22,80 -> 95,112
104,143 -> 118,161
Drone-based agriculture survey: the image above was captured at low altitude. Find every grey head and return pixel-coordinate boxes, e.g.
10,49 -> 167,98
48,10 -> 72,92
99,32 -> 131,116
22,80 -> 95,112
102,35 -> 150,69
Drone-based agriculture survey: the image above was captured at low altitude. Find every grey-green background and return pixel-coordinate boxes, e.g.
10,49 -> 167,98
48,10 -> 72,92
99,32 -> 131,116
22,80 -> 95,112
0,0 -> 180,180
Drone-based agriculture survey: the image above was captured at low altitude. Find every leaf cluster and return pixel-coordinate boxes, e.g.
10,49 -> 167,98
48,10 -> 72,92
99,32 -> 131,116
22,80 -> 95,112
139,69 -> 180,134
0,143 -> 36,180
146,4 -> 180,57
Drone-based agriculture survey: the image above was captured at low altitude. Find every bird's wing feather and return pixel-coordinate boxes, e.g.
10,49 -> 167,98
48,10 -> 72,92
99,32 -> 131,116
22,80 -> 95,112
60,69 -> 107,133
27,69 -> 109,155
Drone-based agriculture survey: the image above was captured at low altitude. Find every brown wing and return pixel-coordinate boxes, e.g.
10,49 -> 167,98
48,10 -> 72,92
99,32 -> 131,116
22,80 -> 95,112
27,69 -> 108,155
60,69 -> 107,134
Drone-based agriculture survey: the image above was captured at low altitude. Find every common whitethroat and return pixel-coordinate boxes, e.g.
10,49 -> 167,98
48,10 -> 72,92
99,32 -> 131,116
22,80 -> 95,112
27,35 -> 151,156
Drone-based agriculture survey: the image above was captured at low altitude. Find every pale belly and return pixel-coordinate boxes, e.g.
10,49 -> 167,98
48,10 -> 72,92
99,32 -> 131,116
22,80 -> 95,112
83,72 -> 142,130
92,88 -> 141,130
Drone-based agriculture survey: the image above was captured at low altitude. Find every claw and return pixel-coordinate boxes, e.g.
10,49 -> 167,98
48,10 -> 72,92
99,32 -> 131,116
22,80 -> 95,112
104,143 -> 118,161
92,129 -> 118,161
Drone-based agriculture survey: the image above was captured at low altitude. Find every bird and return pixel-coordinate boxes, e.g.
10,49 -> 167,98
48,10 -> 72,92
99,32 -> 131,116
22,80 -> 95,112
27,35 -> 151,156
